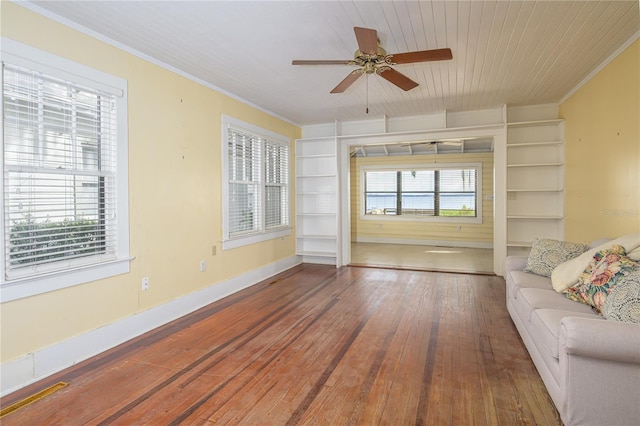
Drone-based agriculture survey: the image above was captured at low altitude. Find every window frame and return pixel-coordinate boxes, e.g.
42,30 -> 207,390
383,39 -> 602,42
221,115 -> 291,250
0,38 -> 130,302
360,163 -> 483,224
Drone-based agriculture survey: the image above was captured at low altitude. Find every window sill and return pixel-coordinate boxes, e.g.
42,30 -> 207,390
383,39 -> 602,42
222,227 -> 292,251
0,257 -> 134,303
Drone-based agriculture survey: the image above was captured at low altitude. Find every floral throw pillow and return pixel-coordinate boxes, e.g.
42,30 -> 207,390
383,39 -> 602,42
524,238 -> 590,277
564,245 -> 639,313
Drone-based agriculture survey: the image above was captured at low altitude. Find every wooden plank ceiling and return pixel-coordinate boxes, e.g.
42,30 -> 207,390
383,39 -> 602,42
22,1 -> 640,126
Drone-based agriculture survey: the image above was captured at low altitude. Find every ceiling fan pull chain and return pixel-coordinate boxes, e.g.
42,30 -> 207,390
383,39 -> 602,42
366,74 -> 369,114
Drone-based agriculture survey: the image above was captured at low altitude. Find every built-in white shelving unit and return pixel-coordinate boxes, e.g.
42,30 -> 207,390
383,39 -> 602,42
295,137 -> 339,265
506,115 -> 565,256
294,105 -> 566,273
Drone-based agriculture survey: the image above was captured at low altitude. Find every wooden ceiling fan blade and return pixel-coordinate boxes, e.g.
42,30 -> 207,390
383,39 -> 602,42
354,27 -> 378,55
376,67 -> 418,91
292,59 -> 353,65
330,70 -> 362,93
386,48 -> 453,64
440,140 -> 463,146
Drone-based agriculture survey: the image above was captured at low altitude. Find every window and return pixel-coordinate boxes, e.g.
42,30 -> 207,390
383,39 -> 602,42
222,116 -> 290,250
363,164 -> 481,220
1,39 -> 129,301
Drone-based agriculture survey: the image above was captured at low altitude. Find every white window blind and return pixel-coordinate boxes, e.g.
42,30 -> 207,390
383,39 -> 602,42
3,63 -> 118,279
228,129 -> 262,236
265,140 -> 289,229
364,167 -> 477,217
439,169 -> 477,216
226,126 -> 289,242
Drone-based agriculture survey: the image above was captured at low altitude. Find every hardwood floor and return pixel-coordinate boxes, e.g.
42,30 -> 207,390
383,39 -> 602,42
1,264 -> 560,425
350,243 -> 494,275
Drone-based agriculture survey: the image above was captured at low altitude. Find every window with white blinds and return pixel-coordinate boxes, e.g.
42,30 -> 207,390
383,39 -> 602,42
1,39 -> 129,300
228,129 -> 262,236
363,164 -> 481,220
223,116 -> 290,249
264,140 -> 289,229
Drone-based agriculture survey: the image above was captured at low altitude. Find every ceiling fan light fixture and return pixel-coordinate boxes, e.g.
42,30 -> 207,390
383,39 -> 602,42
363,62 -> 376,74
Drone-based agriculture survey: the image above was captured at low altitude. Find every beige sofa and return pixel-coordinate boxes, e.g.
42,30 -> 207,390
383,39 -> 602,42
505,255 -> 640,426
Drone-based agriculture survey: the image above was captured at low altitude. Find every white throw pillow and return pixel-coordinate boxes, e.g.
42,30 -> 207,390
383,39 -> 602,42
551,233 -> 640,292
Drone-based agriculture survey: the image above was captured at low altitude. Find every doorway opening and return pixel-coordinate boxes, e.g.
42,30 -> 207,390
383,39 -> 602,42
344,137 -> 496,275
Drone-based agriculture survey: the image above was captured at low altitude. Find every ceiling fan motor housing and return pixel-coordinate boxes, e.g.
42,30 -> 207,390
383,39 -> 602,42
354,46 -> 387,74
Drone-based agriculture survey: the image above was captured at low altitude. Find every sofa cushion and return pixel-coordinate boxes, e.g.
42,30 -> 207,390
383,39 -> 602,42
602,268 -> 640,323
530,309 -> 605,359
518,288 -> 594,321
524,238 -> 590,277
565,245 -> 639,312
509,271 -> 553,295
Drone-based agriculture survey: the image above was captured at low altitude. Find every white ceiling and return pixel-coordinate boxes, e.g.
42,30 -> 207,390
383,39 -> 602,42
21,1 -> 640,127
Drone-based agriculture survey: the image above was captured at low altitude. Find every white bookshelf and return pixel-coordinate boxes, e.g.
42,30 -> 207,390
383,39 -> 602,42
295,138 -> 339,264
506,116 -> 564,256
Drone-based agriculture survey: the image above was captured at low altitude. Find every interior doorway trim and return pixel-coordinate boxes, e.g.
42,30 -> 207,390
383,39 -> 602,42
337,125 -> 507,275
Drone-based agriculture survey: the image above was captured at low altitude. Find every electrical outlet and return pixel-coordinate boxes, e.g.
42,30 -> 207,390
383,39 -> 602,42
141,277 -> 149,291
200,260 -> 206,272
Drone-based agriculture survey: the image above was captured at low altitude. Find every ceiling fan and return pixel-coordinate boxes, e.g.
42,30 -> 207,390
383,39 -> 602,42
292,26 -> 452,93
400,139 -> 463,147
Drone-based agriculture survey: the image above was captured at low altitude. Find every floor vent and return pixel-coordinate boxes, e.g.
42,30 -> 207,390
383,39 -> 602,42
0,382 -> 68,418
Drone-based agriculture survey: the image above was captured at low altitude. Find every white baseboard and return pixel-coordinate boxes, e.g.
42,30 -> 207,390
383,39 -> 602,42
0,255 -> 302,397
354,236 -> 493,249
300,255 -> 337,265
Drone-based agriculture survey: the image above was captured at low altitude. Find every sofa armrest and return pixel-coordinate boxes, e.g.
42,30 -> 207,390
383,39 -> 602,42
558,316 -> 640,426
559,316 -> 640,364
505,256 -> 528,274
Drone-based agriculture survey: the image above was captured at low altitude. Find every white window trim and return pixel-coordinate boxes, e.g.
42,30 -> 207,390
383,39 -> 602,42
359,162 -> 483,224
221,115 -> 291,250
0,38 -> 131,302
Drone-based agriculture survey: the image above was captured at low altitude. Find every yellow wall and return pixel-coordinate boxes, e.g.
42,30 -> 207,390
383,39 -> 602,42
560,40 -> 640,242
0,3 -> 300,363
350,153 -> 494,246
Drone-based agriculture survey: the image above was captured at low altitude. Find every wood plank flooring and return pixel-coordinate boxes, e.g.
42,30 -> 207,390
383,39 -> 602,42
350,243 -> 494,275
1,264 -> 561,425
